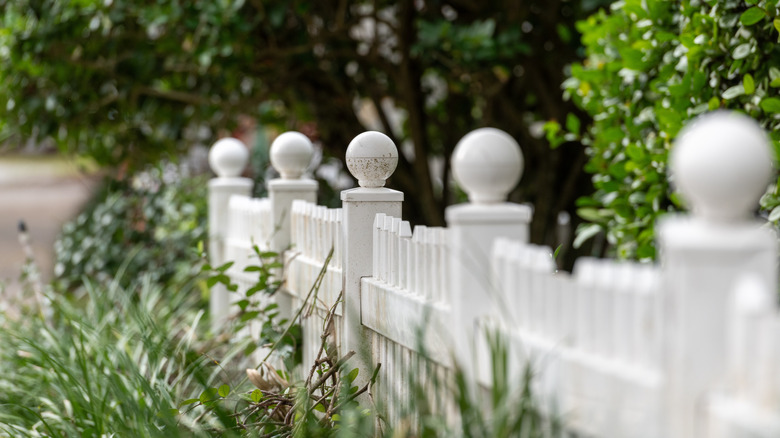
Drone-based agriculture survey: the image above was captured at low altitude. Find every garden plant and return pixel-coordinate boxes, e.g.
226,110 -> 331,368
547,0 -> 780,259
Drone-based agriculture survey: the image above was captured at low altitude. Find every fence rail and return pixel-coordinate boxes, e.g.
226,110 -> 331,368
209,113 -> 780,437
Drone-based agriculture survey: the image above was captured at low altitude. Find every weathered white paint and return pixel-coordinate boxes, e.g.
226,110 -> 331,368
341,131 -> 403,395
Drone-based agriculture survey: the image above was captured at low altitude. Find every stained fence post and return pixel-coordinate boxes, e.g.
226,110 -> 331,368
267,132 -> 318,318
658,111 -> 777,437
208,137 -> 253,331
341,131 -> 403,391
445,128 -> 532,378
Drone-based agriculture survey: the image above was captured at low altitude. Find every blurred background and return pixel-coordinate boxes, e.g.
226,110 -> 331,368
0,0 -> 612,297
2,0 -> 778,296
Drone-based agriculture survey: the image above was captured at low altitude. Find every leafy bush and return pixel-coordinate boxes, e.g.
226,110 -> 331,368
54,165 -> 207,290
548,0 -> 780,259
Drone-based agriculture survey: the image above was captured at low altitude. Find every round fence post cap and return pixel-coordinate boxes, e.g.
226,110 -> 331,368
345,131 -> 398,188
452,128 -> 524,204
671,111 -> 773,222
270,131 -> 314,179
209,137 -> 249,177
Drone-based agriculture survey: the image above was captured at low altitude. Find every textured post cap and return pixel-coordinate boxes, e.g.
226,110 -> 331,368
452,128 -> 524,204
671,111 -> 773,223
345,131 -> 398,188
270,131 -> 314,179
209,137 -> 249,177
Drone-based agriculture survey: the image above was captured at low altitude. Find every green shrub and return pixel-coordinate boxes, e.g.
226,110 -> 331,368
54,165 -> 208,290
548,0 -> 780,259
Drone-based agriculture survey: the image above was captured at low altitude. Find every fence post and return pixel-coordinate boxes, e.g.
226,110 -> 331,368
657,111 -> 777,437
445,128 -> 532,376
208,137 -> 253,330
340,131 -> 403,388
267,132 -> 318,318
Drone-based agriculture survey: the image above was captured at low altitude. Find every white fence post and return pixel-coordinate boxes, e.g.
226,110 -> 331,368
208,138 -> 253,330
341,131 -> 403,389
445,128 -> 533,376
658,112 -> 777,438
268,132 -> 318,318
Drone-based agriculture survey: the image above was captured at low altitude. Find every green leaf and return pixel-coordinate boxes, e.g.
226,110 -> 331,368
199,388 -> 219,403
743,74 -> 755,94
740,7 -> 766,26
769,206 -> 780,222
761,97 -> 780,113
543,121 -> 564,149
240,311 -> 260,322
216,261 -> 234,273
244,266 -> 263,272
157,408 -> 179,418
314,403 -> 326,412
636,244 -> 655,260
246,284 -> 265,297
774,18 -> 780,34
250,389 -> 263,403
565,113 -> 581,135
722,84 -> 745,99
262,303 -> 279,312
626,144 -> 646,162
346,367 -> 359,383
179,398 -> 199,407
619,47 -> 646,71
732,43 -> 752,59
207,274 -> 231,288
218,384 -> 230,397
669,192 -> 685,208
770,67 -> 780,82
573,223 -> 601,249
708,96 -> 720,110
577,208 -> 606,223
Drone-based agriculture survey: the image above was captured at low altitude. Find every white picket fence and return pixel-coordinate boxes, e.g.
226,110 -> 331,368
208,112 -> 780,437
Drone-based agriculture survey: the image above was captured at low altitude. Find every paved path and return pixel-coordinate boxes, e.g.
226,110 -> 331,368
0,156 -> 97,302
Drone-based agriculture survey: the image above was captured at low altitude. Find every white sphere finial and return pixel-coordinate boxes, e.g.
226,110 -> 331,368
671,111 -> 773,223
345,131 -> 398,188
209,137 -> 249,177
270,131 -> 314,179
452,128 -> 524,204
